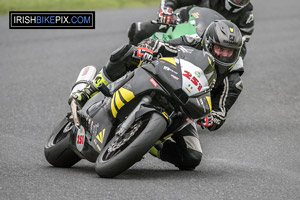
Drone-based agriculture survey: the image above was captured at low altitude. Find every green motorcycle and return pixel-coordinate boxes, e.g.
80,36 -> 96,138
151,7 -> 224,41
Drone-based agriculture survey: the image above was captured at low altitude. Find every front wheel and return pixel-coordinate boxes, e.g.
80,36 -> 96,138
95,113 -> 167,178
44,117 -> 81,167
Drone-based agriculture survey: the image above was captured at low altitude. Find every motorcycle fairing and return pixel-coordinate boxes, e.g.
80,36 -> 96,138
107,67 -> 168,121
72,102 -> 115,162
70,66 -> 169,161
180,58 -> 209,96
177,46 -> 216,86
183,92 -> 212,119
142,52 -> 214,119
150,57 -> 183,92
110,87 -> 135,118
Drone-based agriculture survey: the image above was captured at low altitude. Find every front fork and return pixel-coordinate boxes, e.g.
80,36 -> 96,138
70,100 -> 80,127
115,95 -> 152,137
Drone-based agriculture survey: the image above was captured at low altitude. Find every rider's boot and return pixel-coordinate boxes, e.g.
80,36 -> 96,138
70,43 -> 139,108
70,69 -> 112,108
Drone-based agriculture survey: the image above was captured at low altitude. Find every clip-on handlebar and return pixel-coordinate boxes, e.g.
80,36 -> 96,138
151,13 -> 181,27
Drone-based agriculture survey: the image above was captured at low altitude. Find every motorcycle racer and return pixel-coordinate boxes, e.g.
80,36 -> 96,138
69,20 -> 243,170
128,1 -> 254,124
128,0 -> 254,59
143,19 -> 244,131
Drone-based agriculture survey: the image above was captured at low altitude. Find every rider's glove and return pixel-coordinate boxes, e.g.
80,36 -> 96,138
208,110 -> 226,131
197,111 -> 227,131
133,43 -> 154,62
197,113 -> 214,129
142,38 -> 178,57
158,7 -> 173,24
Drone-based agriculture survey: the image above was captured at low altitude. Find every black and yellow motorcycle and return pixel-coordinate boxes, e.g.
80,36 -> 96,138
44,45 -> 216,178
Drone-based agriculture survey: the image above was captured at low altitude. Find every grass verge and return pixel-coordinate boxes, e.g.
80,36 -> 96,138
0,0 -> 160,15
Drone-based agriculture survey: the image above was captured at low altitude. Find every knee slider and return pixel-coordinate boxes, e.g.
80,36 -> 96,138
106,44 -> 135,81
128,22 -> 147,45
128,21 -> 161,45
179,149 -> 202,170
128,22 -> 138,45
110,44 -> 133,62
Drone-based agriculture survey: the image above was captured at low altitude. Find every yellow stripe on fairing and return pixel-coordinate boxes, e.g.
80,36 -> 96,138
111,93 -> 117,118
111,88 -> 135,118
160,57 -> 176,66
115,91 -> 125,109
206,96 -> 212,112
119,88 -> 135,102
208,57 -> 212,66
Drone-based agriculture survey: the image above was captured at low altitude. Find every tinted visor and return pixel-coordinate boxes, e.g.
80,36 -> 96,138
228,0 -> 250,7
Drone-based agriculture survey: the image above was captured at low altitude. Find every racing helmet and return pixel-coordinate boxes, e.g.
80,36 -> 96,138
225,0 -> 250,13
202,20 -> 242,74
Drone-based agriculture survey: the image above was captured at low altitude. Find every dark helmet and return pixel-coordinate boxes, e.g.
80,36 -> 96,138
225,0 -> 250,13
202,20 -> 242,74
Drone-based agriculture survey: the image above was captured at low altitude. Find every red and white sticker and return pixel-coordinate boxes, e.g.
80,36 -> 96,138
76,125 -> 85,152
182,70 -> 202,92
150,78 -> 158,87
180,59 -> 209,96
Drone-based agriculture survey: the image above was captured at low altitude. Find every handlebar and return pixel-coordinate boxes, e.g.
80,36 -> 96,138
151,13 -> 181,27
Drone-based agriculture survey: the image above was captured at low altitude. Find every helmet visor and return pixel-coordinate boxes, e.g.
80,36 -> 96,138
212,44 -> 240,64
211,44 -> 240,67
228,0 -> 250,7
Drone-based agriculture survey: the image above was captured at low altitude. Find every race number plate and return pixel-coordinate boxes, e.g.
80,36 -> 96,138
76,125 -> 85,152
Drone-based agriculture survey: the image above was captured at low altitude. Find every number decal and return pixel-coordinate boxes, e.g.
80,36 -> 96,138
183,70 -> 202,91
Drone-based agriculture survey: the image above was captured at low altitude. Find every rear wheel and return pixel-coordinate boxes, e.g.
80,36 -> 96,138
95,113 -> 167,178
44,117 -> 81,167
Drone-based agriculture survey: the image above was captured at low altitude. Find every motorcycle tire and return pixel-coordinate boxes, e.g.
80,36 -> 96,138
95,112 -> 167,178
44,117 -> 81,167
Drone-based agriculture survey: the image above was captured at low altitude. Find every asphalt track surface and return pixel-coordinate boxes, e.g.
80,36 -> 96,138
1,0 -> 300,199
